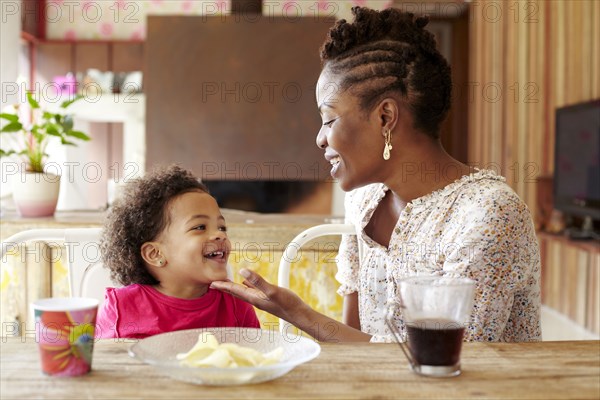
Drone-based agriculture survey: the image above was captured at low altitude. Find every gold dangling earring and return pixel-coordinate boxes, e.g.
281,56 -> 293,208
383,129 -> 392,160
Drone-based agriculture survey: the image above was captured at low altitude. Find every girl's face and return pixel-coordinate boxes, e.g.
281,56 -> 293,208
315,70 -> 387,191
156,191 -> 231,290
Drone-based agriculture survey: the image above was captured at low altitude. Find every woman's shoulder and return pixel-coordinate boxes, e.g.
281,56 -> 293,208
453,169 -> 528,212
443,170 -> 537,241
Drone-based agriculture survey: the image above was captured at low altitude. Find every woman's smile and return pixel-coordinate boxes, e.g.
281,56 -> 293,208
330,156 -> 341,177
325,152 -> 342,177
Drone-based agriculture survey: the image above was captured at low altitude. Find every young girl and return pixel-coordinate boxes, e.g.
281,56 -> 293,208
95,165 -> 260,338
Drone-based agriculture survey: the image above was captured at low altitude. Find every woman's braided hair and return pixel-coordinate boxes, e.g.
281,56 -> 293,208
100,164 -> 208,286
320,7 -> 452,138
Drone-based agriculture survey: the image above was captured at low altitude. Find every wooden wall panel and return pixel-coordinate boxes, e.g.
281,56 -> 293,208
526,2 -> 542,217
594,1 -> 600,99
468,7 -> 483,167
548,239 -> 561,311
503,4 -> 517,187
580,1 -> 592,100
559,245 -> 575,316
545,0 -> 556,174
112,43 -> 144,73
469,2 -> 599,333
554,0 -> 566,107
538,233 -> 599,334
515,7 -> 528,203
35,43 -> 71,93
588,253 -> 600,334
443,14 -> 469,163
489,9 -> 502,168
575,250 -> 589,327
74,44 -> 109,75
145,16 -> 334,181
468,0 -> 599,218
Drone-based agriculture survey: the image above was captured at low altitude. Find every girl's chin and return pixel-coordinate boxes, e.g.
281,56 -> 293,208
209,269 -> 229,281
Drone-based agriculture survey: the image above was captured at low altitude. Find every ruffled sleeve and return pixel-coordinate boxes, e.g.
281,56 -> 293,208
335,190 -> 361,296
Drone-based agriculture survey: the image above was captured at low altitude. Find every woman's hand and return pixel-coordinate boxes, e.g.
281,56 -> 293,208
212,268 -> 372,342
210,269 -> 307,324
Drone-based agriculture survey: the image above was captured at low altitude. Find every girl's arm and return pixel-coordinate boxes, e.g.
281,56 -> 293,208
210,269 -> 371,342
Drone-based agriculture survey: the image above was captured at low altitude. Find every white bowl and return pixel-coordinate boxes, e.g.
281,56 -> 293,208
128,327 -> 321,386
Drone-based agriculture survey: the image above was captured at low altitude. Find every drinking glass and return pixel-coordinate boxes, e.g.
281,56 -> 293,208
387,276 -> 475,378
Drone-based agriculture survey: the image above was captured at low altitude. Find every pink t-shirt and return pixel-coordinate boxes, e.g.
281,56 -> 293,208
95,284 -> 260,338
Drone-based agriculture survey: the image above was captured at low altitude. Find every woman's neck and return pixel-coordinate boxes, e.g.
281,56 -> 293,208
384,140 -> 472,204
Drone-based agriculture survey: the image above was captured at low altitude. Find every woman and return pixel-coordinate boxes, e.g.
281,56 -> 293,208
211,7 -> 541,343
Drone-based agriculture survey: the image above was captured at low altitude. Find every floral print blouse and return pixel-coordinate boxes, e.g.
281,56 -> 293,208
336,169 -> 542,343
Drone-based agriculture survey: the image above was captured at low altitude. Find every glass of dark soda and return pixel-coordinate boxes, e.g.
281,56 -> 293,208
396,276 -> 475,377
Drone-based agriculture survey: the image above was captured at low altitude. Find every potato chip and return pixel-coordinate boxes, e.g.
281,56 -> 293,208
177,332 -> 284,368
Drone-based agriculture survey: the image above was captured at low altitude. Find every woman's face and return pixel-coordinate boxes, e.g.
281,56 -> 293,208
315,70 -> 386,191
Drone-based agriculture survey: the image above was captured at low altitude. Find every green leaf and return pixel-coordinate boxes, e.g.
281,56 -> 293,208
65,130 -> 91,141
0,149 -> 16,157
26,92 -> 40,109
45,124 -> 61,137
32,133 -> 44,144
0,122 -> 22,133
61,115 -> 73,131
43,111 -> 55,120
31,126 -> 44,143
60,95 -> 83,109
0,113 -> 19,123
61,138 -> 76,146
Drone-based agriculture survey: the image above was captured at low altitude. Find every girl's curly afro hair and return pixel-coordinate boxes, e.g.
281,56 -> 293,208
100,164 -> 208,286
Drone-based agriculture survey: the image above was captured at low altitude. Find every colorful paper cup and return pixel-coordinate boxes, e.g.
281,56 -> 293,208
31,297 -> 99,377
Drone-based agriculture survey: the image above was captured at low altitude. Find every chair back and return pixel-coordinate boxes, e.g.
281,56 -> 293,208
1,228 -> 234,307
1,228 -> 118,306
64,228 -> 114,303
277,223 -> 357,332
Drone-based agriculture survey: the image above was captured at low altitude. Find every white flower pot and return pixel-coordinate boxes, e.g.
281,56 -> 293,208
12,172 -> 61,217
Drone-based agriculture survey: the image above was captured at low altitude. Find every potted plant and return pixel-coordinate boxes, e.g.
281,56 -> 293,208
0,93 -> 91,217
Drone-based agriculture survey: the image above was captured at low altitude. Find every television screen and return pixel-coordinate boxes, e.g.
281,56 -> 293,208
553,99 -> 600,222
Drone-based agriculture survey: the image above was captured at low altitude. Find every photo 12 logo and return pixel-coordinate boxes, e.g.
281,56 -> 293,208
200,81 -> 303,104
1,82 -> 141,106
1,162 -> 141,185
1,1 -> 141,25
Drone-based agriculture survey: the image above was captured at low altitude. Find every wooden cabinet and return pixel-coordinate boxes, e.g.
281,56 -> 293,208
539,232 -> 600,335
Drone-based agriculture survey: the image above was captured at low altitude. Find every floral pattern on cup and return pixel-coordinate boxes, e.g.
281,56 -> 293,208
35,308 -> 96,376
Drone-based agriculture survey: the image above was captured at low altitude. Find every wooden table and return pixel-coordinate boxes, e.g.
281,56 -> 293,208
1,338 -> 598,399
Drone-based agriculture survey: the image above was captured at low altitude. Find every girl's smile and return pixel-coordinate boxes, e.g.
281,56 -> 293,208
150,191 -> 232,298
